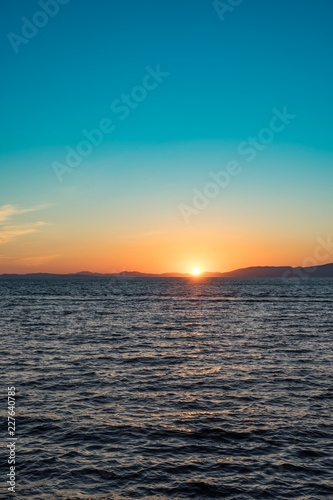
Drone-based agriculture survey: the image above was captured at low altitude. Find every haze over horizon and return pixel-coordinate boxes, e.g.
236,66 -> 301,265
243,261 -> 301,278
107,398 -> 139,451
2,261 -> 333,280
1,0 -> 333,274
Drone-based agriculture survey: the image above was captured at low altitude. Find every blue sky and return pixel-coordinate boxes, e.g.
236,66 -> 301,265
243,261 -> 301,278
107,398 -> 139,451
1,0 -> 333,151
0,0 -> 332,272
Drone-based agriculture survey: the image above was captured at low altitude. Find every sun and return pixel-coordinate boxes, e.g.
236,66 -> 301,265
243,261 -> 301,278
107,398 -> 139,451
192,268 -> 201,276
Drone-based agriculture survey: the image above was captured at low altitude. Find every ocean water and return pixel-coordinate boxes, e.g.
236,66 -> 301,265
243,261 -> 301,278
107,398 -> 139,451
0,277 -> 332,500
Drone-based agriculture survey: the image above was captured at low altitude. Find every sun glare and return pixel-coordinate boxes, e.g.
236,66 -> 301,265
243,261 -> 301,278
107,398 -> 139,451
192,268 -> 201,276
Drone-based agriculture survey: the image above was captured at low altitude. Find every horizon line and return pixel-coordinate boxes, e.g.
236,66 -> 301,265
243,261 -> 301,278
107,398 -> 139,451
1,262 -> 333,278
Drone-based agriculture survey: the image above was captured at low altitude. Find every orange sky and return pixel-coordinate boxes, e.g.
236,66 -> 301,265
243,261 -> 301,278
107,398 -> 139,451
1,145 -> 332,275
1,208 -> 332,274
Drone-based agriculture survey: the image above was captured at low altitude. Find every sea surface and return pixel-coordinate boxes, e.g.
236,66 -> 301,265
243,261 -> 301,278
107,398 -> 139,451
0,277 -> 332,500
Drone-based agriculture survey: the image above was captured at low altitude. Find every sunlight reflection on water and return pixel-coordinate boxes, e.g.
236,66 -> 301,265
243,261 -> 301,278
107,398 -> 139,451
0,277 -> 332,499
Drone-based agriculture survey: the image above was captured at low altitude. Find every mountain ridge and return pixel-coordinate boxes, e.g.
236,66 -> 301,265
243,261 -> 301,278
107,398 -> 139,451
1,263 -> 333,278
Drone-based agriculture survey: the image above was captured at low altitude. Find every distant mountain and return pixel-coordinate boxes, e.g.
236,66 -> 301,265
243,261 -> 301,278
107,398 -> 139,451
219,266 -> 293,278
1,263 -> 333,278
219,263 -> 333,278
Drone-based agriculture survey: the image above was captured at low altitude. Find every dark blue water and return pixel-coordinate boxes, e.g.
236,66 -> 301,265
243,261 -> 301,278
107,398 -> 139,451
0,278 -> 332,499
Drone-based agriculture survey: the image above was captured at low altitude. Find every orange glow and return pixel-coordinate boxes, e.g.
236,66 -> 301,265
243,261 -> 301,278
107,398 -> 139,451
1,210 -> 332,275
192,268 -> 201,276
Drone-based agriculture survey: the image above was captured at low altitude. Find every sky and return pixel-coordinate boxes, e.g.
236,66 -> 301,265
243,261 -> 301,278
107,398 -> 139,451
0,0 -> 332,274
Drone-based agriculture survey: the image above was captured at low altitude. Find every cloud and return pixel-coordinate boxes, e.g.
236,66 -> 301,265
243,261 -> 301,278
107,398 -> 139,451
19,254 -> 60,266
0,224 -> 41,244
0,204 -> 51,244
0,204 -> 51,224
0,254 -> 60,266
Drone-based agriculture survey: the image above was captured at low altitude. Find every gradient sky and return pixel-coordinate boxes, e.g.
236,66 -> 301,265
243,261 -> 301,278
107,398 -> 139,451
1,0 -> 332,273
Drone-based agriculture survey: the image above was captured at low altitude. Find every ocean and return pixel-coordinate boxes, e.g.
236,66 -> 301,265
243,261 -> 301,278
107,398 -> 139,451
0,277 -> 332,499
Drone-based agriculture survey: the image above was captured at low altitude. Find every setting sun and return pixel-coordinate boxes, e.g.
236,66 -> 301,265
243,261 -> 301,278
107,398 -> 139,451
192,268 -> 201,276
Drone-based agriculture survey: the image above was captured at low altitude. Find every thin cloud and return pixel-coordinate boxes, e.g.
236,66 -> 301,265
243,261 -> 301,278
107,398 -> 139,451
19,254 -> 60,266
0,204 -> 52,244
0,222 -> 50,244
0,225 -> 36,244
0,204 -> 52,224
0,254 -> 60,266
